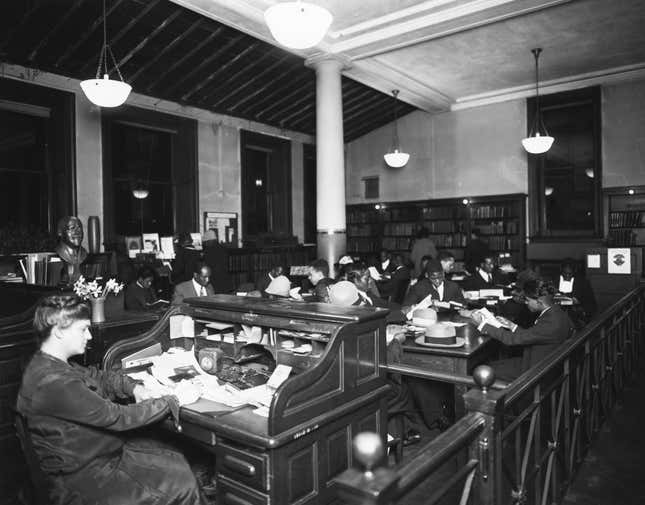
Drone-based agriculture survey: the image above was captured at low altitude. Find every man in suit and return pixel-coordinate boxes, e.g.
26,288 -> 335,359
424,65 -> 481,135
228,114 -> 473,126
378,254 -> 411,304
124,266 -> 168,311
462,254 -> 505,291
403,259 -> 465,311
172,262 -> 215,305
471,279 -> 573,381
558,259 -> 597,322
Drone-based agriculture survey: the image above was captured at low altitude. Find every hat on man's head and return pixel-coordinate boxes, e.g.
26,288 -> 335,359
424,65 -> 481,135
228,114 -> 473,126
338,255 -> 354,266
425,259 -> 444,275
265,275 -> 291,297
329,281 -> 359,306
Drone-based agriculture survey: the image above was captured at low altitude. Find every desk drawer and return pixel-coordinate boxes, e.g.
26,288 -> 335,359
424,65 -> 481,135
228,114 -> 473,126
163,418 -> 216,446
400,353 -> 456,373
218,476 -> 268,505
216,441 -> 269,492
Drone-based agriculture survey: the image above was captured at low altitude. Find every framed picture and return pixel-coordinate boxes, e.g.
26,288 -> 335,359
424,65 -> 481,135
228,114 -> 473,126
204,212 -> 238,245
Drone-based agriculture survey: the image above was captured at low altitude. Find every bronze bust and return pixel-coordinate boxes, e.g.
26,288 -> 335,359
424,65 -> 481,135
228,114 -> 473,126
55,216 -> 88,284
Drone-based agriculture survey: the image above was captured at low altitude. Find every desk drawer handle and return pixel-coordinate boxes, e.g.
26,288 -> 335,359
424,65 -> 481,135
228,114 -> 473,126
224,455 -> 257,476
224,492 -> 254,505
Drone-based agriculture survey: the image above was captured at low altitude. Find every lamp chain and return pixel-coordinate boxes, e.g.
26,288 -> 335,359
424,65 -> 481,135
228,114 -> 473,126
392,89 -> 400,149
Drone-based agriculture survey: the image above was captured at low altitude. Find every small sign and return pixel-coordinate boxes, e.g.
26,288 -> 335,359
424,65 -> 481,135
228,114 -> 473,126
587,254 -> 601,269
607,248 -> 631,274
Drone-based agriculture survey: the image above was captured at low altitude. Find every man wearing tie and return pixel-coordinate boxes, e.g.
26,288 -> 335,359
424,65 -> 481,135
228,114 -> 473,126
402,259 -> 465,312
171,262 -> 215,305
463,254 -> 504,291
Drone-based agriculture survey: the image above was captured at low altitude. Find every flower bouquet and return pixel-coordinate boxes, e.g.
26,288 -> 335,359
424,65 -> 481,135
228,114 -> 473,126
73,276 -> 124,323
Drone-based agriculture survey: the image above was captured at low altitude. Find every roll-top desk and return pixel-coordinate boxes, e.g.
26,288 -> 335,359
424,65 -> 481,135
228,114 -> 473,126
103,295 -> 391,505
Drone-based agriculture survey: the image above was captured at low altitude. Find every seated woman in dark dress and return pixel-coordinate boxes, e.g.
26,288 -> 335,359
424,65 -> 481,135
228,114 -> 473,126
16,295 -> 204,505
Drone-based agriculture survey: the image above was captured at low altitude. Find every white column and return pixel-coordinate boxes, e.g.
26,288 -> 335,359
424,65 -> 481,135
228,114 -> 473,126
306,54 -> 350,276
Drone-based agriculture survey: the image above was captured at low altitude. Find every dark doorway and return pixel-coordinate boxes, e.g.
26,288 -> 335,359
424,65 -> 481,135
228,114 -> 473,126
240,130 -> 292,243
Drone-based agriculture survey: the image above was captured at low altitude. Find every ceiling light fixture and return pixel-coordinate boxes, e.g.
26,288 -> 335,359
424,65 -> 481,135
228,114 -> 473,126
522,48 -> 554,154
80,0 -> 131,107
264,1 -> 333,50
545,186 -> 554,196
585,168 -> 595,179
132,185 -> 149,200
384,90 -> 410,168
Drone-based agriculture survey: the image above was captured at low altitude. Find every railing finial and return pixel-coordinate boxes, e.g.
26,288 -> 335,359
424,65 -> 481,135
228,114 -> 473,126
353,432 -> 384,478
473,365 -> 496,393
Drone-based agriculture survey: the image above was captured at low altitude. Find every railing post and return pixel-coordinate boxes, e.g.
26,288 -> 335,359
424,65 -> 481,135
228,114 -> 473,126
464,366 -> 506,505
334,432 -> 401,505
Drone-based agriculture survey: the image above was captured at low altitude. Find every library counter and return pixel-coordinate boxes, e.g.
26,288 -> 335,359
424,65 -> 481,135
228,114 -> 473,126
103,295 -> 391,505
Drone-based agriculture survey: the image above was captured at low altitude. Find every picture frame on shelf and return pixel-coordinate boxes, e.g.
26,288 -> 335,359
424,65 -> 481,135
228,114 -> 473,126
204,212 -> 238,246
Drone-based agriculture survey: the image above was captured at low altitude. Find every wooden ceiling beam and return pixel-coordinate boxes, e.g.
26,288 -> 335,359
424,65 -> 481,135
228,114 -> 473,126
78,0 -> 162,76
343,88 -> 379,109
344,96 -> 391,122
208,53 -> 292,108
196,48 -> 278,104
128,18 -> 204,85
343,94 -> 388,118
254,81 -> 315,120
276,101 -> 314,125
288,108 -> 316,129
28,0 -> 86,62
0,2 -> 42,54
233,72 -> 311,114
263,89 -> 315,122
162,32 -> 243,96
55,0 -> 127,67
144,28 -> 222,93
115,9 -> 183,69
181,43 -> 258,101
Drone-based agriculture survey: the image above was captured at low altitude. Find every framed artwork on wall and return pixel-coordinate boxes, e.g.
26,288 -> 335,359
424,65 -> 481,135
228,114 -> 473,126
204,212 -> 238,245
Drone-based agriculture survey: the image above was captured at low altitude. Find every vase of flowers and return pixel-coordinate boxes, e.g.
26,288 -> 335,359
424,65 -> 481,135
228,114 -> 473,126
73,276 -> 124,323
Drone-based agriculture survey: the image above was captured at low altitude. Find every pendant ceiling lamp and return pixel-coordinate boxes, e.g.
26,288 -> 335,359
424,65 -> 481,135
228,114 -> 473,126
521,48 -> 554,154
80,0 -> 131,107
132,185 -> 149,200
264,1 -> 333,50
384,90 -> 410,168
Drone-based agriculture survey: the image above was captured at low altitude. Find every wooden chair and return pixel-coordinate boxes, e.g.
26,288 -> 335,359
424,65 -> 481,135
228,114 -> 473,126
14,411 -> 50,505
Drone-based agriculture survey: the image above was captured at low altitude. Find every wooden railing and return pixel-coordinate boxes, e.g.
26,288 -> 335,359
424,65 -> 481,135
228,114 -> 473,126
334,287 -> 645,505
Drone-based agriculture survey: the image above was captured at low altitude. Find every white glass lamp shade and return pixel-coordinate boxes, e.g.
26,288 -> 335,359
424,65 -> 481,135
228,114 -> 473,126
132,187 -> 149,199
383,149 -> 410,168
544,186 -> 554,196
81,74 -> 131,108
585,168 -> 594,178
521,132 -> 554,154
264,1 -> 332,49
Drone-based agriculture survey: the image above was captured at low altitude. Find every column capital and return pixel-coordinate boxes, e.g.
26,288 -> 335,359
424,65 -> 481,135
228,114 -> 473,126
304,53 -> 352,72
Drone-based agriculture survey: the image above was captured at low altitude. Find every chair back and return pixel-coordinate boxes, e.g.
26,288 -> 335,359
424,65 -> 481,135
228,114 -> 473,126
14,411 -> 50,505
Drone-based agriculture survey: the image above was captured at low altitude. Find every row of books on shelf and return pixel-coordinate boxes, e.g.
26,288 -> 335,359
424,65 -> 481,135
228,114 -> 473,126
347,224 -> 378,237
609,211 -> 645,228
227,249 -> 316,274
14,253 -> 62,285
477,221 -> 519,234
488,236 -> 522,250
469,205 -> 514,219
382,237 -> 413,251
347,238 -> 380,253
608,229 -> 637,246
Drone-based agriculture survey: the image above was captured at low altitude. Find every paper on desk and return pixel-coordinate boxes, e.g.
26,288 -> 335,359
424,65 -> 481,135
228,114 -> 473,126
474,308 -> 501,328
406,293 -> 434,319
368,266 -> 382,281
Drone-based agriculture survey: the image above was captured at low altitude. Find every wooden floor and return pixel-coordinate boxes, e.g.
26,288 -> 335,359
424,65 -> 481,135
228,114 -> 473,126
562,360 -> 645,505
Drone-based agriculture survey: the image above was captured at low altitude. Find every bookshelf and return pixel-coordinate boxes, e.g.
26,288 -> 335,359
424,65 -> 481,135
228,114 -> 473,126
605,186 -> 645,247
346,193 -> 527,267
227,245 -> 317,288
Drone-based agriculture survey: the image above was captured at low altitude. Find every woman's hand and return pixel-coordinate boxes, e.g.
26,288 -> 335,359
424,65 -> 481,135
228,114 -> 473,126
133,384 -> 165,403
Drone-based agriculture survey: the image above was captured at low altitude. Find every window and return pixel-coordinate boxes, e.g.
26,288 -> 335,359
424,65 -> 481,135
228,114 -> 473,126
110,124 -> 173,236
101,106 -> 198,245
529,87 -> 601,238
0,108 -> 49,229
363,176 -> 379,199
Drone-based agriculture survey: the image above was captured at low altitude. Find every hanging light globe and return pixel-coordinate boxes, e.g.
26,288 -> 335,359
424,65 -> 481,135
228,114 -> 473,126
522,48 -> 554,154
265,1 -> 333,50
521,133 -> 554,154
384,149 -> 410,168
81,74 -> 131,108
132,184 -> 149,199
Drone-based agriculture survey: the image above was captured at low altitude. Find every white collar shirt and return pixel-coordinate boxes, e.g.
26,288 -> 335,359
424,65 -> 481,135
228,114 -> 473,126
192,278 -> 206,296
